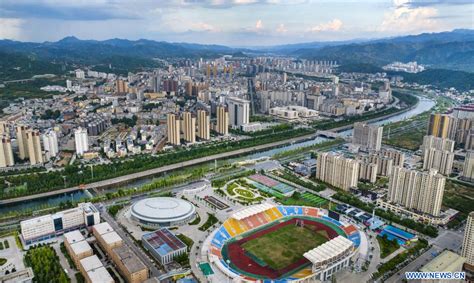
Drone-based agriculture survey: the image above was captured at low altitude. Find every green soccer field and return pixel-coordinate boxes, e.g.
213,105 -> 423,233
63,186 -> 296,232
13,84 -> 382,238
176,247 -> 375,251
241,224 -> 329,270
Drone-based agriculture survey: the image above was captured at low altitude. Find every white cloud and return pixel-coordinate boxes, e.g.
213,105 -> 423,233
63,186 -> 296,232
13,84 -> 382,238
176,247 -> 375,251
0,18 -> 23,39
255,19 -> 263,30
309,19 -> 342,32
190,22 -> 219,32
276,23 -> 287,33
379,6 -> 439,33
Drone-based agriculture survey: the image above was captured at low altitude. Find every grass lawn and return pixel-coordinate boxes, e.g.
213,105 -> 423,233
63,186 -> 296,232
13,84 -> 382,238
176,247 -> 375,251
234,188 -> 255,198
242,224 -> 328,270
0,258 -> 6,266
377,235 -> 400,259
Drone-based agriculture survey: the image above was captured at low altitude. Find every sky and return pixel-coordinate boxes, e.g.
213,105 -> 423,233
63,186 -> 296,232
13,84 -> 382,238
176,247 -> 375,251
0,0 -> 473,46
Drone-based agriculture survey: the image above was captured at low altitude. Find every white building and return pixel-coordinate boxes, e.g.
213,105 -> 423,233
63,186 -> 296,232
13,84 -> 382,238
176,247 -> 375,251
20,203 -> 100,247
42,129 -> 59,160
75,127 -> 89,156
227,97 -> 250,128
75,69 -> 85,79
353,122 -> 383,151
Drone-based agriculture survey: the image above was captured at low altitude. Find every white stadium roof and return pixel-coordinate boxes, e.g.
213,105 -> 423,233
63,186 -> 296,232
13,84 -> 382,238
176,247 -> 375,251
232,203 -> 274,220
304,236 -> 354,266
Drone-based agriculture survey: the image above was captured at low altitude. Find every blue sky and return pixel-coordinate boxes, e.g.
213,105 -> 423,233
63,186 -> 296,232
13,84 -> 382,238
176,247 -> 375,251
0,0 -> 472,46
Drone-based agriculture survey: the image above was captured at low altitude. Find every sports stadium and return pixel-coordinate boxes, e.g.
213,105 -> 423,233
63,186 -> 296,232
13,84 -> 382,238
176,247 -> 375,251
130,197 -> 196,228
203,203 -> 361,282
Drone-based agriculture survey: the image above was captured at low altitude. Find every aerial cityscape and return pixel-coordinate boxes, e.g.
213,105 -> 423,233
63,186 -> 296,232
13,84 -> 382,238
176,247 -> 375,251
0,1 -> 473,283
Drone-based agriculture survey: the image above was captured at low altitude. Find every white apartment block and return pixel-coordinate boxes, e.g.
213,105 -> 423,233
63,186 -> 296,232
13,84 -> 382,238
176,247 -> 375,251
227,97 -> 250,128
74,127 -> 89,155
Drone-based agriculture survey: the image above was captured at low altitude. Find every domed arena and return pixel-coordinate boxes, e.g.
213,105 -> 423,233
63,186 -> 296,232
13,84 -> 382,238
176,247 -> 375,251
130,197 -> 196,228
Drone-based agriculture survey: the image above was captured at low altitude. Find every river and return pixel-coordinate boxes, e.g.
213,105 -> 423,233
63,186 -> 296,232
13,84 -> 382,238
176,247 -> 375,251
0,96 -> 435,215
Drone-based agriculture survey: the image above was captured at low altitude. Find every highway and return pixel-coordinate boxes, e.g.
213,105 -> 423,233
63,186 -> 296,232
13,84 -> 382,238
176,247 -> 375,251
0,96 -> 420,205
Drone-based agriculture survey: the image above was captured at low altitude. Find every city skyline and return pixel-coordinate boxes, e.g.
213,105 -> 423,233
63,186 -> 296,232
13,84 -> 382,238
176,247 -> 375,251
0,0 -> 473,46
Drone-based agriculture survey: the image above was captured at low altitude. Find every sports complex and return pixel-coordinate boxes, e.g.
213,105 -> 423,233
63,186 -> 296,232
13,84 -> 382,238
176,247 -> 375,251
202,203 -> 362,282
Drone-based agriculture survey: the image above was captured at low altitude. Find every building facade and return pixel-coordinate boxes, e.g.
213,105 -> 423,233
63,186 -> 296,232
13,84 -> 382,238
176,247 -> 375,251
182,112 -> 196,144
197,109 -> 210,140
20,203 -> 100,246
316,153 -> 359,191
216,105 -> 229,135
352,122 -> 383,151
26,129 -> 43,165
74,127 -> 89,155
422,135 -> 455,175
388,167 -> 445,216
462,212 -> 474,266
0,135 -> 14,168
167,113 -> 181,145
227,97 -> 250,128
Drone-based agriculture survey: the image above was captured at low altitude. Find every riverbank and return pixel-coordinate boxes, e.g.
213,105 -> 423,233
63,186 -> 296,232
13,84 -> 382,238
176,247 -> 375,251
0,92 -> 428,205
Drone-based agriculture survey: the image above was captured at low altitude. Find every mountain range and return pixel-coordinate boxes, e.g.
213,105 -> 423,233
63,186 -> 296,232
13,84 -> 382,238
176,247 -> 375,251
1,29 -> 473,82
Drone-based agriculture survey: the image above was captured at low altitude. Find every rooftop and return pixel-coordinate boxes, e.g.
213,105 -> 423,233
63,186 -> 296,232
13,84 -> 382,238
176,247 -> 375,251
70,240 -> 92,255
232,203 -> 274,220
87,266 -> 114,283
142,228 -> 187,256
420,250 -> 466,273
304,236 -> 354,266
93,222 -> 114,235
64,230 -> 85,244
80,255 -> 103,272
112,245 -> 148,273
101,231 -> 123,245
131,197 -> 195,223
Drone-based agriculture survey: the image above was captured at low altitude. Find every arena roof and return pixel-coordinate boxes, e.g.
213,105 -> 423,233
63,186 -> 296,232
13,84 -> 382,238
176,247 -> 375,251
303,236 -> 354,266
232,203 -> 274,220
131,197 -> 195,224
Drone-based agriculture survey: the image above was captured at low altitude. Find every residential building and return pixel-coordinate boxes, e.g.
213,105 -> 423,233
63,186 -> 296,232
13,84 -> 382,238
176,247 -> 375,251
353,122 -> 383,151
227,97 -> 250,128
74,127 -> 89,155
461,151 -> 474,182
422,135 -> 455,175
167,113 -> 180,145
358,161 -> 377,183
197,110 -> 210,140
462,211 -> 474,265
42,129 -> 59,160
316,153 -> 359,191
182,112 -> 196,144
26,129 -> 43,165
428,113 -> 456,139
216,105 -> 229,135
0,135 -> 14,167
16,124 -> 29,160
388,167 -> 445,216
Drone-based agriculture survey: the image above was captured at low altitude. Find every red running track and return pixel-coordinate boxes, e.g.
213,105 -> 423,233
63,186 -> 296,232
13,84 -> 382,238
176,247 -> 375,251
225,218 -> 340,279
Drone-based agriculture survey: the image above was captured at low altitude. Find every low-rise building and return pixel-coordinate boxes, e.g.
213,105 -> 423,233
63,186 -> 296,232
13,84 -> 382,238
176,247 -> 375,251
111,245 -> 149,283
20,203 -> 100,247
64,230 -> 93,267
420,250 -> 465,283
142,229 -> 188,265
92,222 -> 123,254
79,255 -> 114,283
